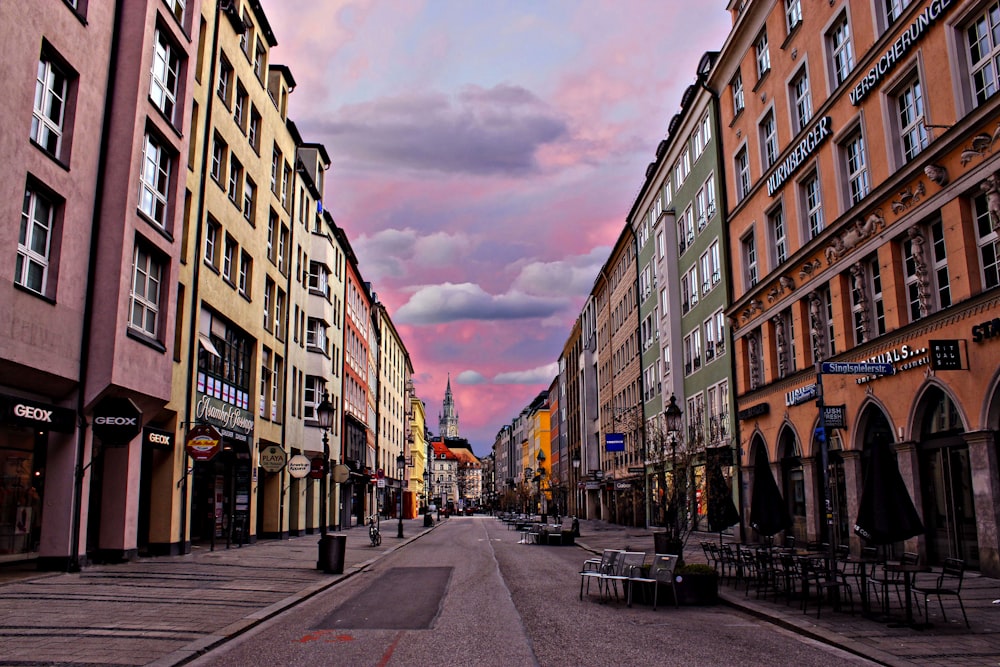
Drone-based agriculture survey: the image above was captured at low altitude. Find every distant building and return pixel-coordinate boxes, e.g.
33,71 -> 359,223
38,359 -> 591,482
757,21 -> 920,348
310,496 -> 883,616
438,374 -> 460,437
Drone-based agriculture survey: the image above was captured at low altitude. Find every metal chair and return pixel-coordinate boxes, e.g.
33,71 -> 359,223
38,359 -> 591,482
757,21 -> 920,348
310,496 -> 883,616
627,553 -> 679,609
912,558 -> 969,628
580,549 -> 620,600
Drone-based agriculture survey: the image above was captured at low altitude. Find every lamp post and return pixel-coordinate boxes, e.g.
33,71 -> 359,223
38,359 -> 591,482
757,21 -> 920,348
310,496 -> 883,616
316,391 -> 335,537
664,394 -> 683,539
572,451 -> 581,517
397,453 -> 405,538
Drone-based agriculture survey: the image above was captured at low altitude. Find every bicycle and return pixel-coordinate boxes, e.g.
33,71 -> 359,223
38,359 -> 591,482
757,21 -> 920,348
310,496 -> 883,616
368,514 -> 381,547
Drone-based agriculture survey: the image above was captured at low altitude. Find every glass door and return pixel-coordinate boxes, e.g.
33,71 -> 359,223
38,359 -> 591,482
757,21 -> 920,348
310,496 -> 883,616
921,444 -> 978,568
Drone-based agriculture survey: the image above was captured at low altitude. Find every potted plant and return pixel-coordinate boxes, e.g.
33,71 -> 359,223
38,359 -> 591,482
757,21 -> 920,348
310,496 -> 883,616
673,563 -> 719,605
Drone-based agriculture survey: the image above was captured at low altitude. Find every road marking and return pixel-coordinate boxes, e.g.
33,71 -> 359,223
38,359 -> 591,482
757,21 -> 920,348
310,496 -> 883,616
293,630 -> 355,644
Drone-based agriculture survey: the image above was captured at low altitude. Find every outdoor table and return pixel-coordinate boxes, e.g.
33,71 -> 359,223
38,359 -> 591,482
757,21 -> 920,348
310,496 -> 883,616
844,555 -> 881,616
883,562 -> 931,628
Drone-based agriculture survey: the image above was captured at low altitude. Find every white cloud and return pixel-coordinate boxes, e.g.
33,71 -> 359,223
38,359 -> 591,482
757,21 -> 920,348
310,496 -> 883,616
510,246 -> 611,297
494,362 -> 559,385
354,228 -> 471,282
456,370 -> 487,385
395,282 -> 567,325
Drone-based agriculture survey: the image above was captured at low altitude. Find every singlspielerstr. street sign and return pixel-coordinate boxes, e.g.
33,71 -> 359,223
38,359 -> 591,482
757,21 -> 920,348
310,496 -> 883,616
820,361 -> 896,375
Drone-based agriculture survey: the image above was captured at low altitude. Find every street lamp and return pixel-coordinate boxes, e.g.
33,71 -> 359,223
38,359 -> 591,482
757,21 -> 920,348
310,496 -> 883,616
572,451 -> 581,517
664,394 -> 683,537
316,391 -> 336,537
397,453 -> 406,538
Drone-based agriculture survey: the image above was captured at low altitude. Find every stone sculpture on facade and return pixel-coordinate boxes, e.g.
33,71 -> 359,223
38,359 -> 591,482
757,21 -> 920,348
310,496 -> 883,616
825,210 -> 885,265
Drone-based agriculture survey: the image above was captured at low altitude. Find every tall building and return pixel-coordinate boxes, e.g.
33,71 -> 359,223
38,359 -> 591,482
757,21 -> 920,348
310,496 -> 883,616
439,374 -> 460,437
710,0 -> 1000,574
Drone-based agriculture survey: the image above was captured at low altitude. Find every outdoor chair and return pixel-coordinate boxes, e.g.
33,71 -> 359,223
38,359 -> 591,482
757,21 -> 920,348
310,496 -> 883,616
871,551 -> 918,612
628,553 -> 679,610
738,546 -> 759,596
602,551 -> 647,603
701,542 -> 721,572
755,549 -> 781,600
579,550 -> 621,600
777,553 -> 800,605
801,556 -> 854,618
912,558 -> 969,628
718,544 -> 739,583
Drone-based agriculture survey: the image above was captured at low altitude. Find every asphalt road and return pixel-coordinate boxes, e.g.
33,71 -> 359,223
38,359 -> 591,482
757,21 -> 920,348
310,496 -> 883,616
191,517 -> 875,666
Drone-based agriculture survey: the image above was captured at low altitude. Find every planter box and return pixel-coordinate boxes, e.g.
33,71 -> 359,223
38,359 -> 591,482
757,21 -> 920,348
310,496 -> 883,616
673,572 -> 719,605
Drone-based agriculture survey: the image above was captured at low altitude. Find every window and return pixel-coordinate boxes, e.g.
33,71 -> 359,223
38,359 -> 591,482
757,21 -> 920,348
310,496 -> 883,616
802,171 -> 823,239
896,77 -> 928,163
204,218 -> 219,266
755,29 -> 771,79
253,39 -> 266,80
704,315 -> 718,362
967,3 -> 1000,106
211,134 -> 226,183
708,239 -> 721,287
742,230 -> 758,288
32,56 -> 69,156
700,251 -> 711,296
166,0 -> 185,23
975,192 -> 1000,290
681,271 -> 692,314
238,251 -> 252,296
829,14 -> 854,87
902,219 -> 951,321
222,234 -> 236,282
714,310 -> 727,356
263,277 -> 274,331
275,288 -> 286,340
243,177 -> 256,224
271,147 -> 281,194
683,329 -> 702,375
736,147 -> 751,201
16,186 -> 55,295
809,285 -> 837,361
885,0 -> 912,28
769,205 -> 787,266
150,28 -> 180,123
228,157 -> 242,203
248,106 -> 261,152
687,265 -> 699,309
731,69 -> 745,115
139,132 -> 171,227
785,0 -> 802,32
674,149 -> 690,186
774,309 -> 796,377
303,376 -> 325,421
217,55 -> 232,105
791,67 -> 812,133
278,224 -> 289,273
705,174 -> 716,218
760,110 -> 778,168
233,83 -> 247,131
307,318 -> 328,353
309,261 -> 330,297
129,243 -> 163,338
849,255 -> 885,345
843,129 -> 870,205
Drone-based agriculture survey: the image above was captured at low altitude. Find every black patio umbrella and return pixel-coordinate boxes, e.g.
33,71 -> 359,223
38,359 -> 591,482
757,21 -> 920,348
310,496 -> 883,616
853,438 -> 924,545
749,452 -> 792,537
707,453 -> 740,535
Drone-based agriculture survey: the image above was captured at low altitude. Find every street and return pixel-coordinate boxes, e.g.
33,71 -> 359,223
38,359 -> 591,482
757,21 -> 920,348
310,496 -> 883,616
192,517 -> 873,666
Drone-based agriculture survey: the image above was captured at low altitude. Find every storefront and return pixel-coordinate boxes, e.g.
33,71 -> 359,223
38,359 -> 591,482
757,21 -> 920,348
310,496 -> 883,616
0,394 -> 74,560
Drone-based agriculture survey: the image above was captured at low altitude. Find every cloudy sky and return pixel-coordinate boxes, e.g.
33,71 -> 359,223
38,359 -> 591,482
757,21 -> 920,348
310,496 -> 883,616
263,1 -> 732,455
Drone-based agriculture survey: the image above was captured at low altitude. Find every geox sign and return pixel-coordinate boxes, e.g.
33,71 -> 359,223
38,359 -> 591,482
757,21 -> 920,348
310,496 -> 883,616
92,396 -> 142,445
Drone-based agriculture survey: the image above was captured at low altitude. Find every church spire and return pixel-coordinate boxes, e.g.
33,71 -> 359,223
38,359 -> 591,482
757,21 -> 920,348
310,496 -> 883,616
439,373 -> 459,437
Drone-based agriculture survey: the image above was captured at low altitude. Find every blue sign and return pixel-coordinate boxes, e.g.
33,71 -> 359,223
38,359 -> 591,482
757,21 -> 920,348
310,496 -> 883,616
605,433 -> 625,452
821,361 -> 896,376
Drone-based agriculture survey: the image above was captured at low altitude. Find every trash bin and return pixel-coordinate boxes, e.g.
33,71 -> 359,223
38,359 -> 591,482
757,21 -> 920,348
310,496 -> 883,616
424,512 -> 434,527
318,534 -> 346,574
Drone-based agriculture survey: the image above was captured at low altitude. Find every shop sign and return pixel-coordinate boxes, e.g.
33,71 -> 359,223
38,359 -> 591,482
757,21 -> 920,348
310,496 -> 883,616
605,433 -> 625,452
850,0 -> 956,105
585,481 -> 600,490
195,393 -> 254,443
856,344 -> 929,384
143,426 -> 173,450
185,424 -> 222,462
738,402 -> 769,421
628,466 -> 645,474
259,445 -> 286,473
309,456 -> 327,479
1,393 -> 76,433
767,116 -> 832,195
929,339 -> 963,370
823,405 -> 847,429
332,464 -> 350,483
92,396 -> 142,445
287,454 -> 311,478
972,317 -> 1000,342
615,481 -> 631,490
785,384 -> 817,407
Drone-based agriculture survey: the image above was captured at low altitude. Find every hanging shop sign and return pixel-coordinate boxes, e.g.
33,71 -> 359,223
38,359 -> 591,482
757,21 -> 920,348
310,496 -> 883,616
92,396 -> 142,445
287,455 -> 311,479
823,405 -> 847,429
785,384 -> 817,407
259,445 -> 286,473
766,116 -> 832,196
1,393 -> 76,433
332,464 -> 351,483
309,456 -> 327,479
195,392 -> 254,444
143,426 -> 174,450
185,423 -> 222,462
929,339 -> 964,370
605,433 -> 625,452
738,402 -> 770,421
850,0 -> 956,105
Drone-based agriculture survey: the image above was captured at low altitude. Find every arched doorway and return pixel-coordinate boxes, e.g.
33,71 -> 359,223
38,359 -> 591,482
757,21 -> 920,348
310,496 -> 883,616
856,404 -> 901,556
819,425 -> 850,548
778,427 -> 806,543
915,386 -> 977,568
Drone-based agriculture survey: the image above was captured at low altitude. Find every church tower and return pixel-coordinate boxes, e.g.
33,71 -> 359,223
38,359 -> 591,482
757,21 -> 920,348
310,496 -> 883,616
439,374 -> 459,437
